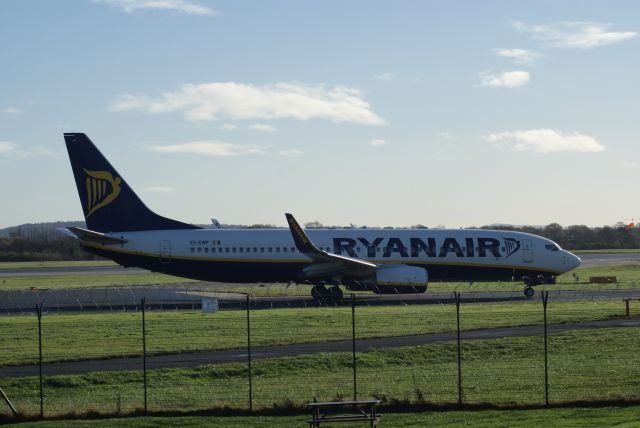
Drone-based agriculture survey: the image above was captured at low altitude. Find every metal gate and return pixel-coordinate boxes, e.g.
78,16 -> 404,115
522,239 -> 533,263
159,240 -> 171,264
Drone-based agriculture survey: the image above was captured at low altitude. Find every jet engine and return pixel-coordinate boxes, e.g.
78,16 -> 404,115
356,264 -> 428,294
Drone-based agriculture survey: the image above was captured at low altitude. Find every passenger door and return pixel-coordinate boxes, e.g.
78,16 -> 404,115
522,239 -> 533,263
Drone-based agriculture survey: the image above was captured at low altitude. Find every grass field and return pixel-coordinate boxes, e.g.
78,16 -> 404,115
0,300 -> 628,367
197,263 -> 640,296
4,406 -> 640,428
572,249 -> 640,254
0,261 -> 118,269
1,327 -> 639,417
0,274 -> 197,291
1,259 -> 639,297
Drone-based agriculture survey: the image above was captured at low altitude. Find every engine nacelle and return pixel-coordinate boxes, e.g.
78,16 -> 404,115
366,265 -> 428,294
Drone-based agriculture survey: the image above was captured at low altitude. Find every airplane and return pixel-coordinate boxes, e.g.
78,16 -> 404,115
62,133 -> 581,302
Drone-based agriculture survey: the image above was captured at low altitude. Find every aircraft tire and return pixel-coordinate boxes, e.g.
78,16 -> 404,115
329,286 -> 343,303
524,287 -> 535,298
311,284 -> 327,302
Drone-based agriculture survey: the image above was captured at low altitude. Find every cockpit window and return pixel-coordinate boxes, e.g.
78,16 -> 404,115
545,244 -> 559,252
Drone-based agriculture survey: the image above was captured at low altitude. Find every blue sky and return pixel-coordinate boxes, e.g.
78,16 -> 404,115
1,0 -> 638,229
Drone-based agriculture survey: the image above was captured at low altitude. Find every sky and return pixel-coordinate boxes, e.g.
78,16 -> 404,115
1,0 -> 639,229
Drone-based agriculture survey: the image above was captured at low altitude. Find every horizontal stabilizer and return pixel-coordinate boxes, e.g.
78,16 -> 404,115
64,227 -> 128,245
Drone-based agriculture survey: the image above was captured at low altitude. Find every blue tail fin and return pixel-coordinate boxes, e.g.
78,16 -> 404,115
64,133 -> 200,232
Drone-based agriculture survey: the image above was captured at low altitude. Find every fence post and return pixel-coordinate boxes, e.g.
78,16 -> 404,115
0,387 -> 17,417
455,292 -> 463,409
36,303 -> 44,419
542,291 -> 549,406
351,293 -> 357,401
246,295 -> 253,413
142,297 -> 148,413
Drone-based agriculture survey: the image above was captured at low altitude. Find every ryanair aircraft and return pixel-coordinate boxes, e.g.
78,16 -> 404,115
63,133 -> 581,302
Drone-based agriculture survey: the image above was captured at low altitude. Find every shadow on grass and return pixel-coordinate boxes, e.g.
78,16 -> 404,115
3,398 -> 640,424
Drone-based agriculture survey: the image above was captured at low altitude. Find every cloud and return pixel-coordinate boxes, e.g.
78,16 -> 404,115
619,160 -> 639,168
374,72 -> 394,82
280,149 -> 303,157
250,123 -> 277,132
149,141 -> 266,156
94,0 -> 216,15
110,82 -> 386,126
494,48 -> 541,65
0,141 -> 18,155
370,139 -> 389,146
141,186 -> 175,193
0,142 -> 55,158
513,21 -> 637,49
480,71 -> 530,88
482,129 -> 605,153
435,132 -> 453,139
1,107 -> 23,115
221,124 -> 238,131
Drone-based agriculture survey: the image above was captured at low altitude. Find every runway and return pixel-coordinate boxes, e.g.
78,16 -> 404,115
1,317 -> 638,379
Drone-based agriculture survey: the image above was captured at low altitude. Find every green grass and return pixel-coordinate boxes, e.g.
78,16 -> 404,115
425,264 -> 640,294
0,300 -> 629,367
0,274 -> 197,291
205,264 -> 640,296
572,249 -> 640,254
2,328 -> 640,417
0,261 -> 118,269
1,260 -> 639,297
5,407 -> 640,427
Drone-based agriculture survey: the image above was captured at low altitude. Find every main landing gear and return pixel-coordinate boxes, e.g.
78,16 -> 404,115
311,282 -> 344,305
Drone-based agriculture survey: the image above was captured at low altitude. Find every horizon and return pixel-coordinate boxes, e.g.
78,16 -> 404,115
1,1 -> 639,229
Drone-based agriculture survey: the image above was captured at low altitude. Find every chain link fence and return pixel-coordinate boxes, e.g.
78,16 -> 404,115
1,291 -> 640,419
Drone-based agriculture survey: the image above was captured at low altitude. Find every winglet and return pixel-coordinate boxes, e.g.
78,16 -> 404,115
285,213 -> 321,255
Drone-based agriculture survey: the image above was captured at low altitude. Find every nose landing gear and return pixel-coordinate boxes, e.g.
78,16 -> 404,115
522,275 -> 550,298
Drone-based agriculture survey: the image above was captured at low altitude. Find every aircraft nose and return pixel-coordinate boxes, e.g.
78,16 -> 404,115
566,251 -> 581,270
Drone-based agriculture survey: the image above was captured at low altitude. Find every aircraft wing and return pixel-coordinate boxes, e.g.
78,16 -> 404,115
62,227 -> 128,245
285,213 -> 377,275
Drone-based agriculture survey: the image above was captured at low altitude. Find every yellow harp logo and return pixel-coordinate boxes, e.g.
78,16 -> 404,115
84,169 -> 122,218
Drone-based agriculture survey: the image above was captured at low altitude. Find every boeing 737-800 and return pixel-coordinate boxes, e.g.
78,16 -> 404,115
62,133 -> 581,302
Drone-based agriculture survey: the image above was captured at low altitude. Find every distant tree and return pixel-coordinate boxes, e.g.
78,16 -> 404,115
304,221 -> 324,229
543,223 -> 565,245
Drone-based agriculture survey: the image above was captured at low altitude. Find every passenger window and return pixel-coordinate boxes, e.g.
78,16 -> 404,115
225,247 -> 229,253
239,248 -> 243,253
253,247 -> 257,252
260,247 -> 264,252
268,247 -> 272,252
205,247 -> 209,253
283,247 -> 288,253
292,247 -> 296,253
197,247 -> 202,253
190,248 -> 195,253
232,248 -> 236,253
212,248 -> 216,253
276,247 -> 280,253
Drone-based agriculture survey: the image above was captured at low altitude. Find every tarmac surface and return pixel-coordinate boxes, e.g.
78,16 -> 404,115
1,317 -> 638,379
